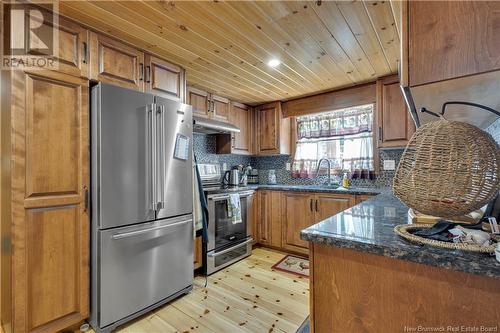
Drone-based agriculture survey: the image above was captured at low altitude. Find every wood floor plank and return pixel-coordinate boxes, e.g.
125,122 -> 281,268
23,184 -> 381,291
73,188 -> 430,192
194,279 -> 299,333
87,248 -> 308,333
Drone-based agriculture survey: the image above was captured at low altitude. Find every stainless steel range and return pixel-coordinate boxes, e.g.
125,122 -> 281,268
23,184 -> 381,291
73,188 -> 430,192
198,163 -> 254,275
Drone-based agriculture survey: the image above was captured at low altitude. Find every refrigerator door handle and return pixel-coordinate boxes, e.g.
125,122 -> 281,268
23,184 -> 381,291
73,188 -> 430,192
149,103 -> 157,211
157,104 -> 166,209
111,219 -> 192,240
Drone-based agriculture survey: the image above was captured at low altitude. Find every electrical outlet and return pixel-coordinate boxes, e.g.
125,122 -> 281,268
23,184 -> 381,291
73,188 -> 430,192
384,207 -> 396,217
222,163 -> 227,171
383,160 -> 396,171
286,162 -> 291,171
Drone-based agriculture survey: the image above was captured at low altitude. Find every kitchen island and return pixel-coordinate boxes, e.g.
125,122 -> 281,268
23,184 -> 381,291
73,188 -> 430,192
301,193 -> 500,333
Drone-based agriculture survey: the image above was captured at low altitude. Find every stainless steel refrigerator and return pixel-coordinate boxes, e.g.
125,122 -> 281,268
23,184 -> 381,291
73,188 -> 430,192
90,83 -> 193,332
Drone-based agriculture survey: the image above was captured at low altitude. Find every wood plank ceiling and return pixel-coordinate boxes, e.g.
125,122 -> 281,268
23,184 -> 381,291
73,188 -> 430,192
59,0 -> 400,105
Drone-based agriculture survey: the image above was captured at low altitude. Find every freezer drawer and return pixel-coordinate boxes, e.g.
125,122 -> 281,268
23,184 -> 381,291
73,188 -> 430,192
98,215 -> 193,328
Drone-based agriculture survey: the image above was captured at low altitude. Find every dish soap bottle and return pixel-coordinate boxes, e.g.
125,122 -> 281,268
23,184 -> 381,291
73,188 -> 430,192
342,172 -> 350,189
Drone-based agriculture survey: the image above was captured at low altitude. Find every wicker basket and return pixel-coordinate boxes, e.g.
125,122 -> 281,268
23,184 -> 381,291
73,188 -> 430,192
394,224 -> 497,254
393,118 -> 500,218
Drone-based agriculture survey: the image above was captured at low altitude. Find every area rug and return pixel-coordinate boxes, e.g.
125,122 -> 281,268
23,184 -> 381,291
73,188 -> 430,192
272,255 -> 309,277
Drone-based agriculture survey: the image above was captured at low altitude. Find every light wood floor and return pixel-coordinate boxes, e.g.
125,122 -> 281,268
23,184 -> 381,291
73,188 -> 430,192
91,247 -> 309,333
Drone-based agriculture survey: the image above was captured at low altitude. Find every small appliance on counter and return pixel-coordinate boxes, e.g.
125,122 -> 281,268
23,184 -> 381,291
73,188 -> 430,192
197,163 -> 254,275
222,165 -> 253,187
247,169 -> 259,184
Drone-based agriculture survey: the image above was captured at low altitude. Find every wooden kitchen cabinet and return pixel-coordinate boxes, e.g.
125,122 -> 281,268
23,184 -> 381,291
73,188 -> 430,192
376,75 -> 415,148
281,192 -> 315,255
399,1 -> 500,130
2,70 -> 90,332
314,194 -> 356,223
216,102 -> 253,155
255,191 -> 282,248
211,94 -> 230,122
145,54 -> 185,102
187,86 -> 230,122
255,101 -> 291,155
282,192 -> 356,254
36,9 -> 90,78
403,1 -> 500,87
90,32 -> 144,91
187,86 -> 211,118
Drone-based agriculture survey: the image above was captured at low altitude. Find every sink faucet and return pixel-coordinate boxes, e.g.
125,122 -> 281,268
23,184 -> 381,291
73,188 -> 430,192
315,158 -> 334,186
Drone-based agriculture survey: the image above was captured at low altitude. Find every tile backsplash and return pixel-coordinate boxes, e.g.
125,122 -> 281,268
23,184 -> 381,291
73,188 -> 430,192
193,133 -> 402,188
194,118 -> 500,188
250,149 -> 403,188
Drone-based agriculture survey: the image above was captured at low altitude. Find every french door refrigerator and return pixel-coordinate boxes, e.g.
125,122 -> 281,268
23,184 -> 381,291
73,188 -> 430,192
90,83 -> 193,333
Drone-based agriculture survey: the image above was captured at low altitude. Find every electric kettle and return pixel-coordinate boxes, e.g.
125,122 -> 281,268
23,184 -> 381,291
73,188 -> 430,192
223,169 -> 240,186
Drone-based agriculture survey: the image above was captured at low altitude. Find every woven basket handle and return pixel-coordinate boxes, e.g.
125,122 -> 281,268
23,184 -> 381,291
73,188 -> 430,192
421,101 -> 500,119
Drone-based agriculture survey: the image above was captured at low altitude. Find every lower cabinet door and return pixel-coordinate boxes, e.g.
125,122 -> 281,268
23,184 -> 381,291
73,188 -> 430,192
257,191 -> 271,245
314,194 -> 356,223
282,192 -> 314,253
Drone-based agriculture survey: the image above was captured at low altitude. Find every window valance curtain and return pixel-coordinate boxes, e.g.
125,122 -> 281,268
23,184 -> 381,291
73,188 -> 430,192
297,105 -> 373,139
292,104 -> 374,179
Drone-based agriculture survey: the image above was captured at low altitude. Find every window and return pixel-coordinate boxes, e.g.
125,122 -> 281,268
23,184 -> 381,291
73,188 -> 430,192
292,104 -> 374,179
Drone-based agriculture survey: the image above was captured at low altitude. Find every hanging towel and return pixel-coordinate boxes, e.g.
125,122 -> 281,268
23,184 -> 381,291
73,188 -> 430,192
194,156 -> 209,244
192,164 -> 203,235
227,193 -> 242,224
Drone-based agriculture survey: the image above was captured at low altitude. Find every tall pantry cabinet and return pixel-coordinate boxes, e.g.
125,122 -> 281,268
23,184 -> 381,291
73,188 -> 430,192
2,70 -> 90,333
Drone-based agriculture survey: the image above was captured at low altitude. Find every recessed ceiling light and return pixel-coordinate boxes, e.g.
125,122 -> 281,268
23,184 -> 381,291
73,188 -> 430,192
268,59 -> 281,68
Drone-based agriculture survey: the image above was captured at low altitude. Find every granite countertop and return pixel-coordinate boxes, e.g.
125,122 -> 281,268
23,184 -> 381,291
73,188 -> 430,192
301,192 -> 500,279
256,184 -> 384,195
204,184 -> 385,195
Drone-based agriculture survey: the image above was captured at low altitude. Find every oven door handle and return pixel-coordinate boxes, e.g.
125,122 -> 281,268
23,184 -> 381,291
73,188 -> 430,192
207,238 -> 253,257
207,191 -> 254,201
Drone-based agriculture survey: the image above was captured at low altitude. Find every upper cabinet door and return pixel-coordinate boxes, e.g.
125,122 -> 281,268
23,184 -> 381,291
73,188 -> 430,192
187,86 -> 210,118
90,32 -> 144,91
211,94 -> 230,123
56,17 -> 89,78
145,54 -> 185,102
11,70 -> 89,332
407,1 -> 500,86
377,76 -> 415,148
257,102 -> 279,154
230,102 -> 252,155
27,7 -> 89,78
256,101 -> 291,155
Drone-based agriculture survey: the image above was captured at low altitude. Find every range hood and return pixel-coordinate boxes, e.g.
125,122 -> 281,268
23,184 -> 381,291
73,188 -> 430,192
192,116 -> 240,134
